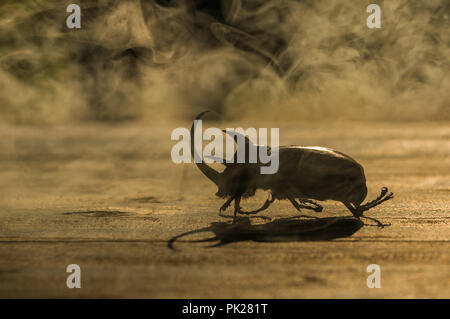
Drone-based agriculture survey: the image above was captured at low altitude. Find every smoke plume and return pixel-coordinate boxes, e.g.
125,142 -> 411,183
0,0 -> 448,124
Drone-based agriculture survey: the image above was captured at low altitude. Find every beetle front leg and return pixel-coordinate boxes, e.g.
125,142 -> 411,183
238,193 -> 274,215
233,196 -> 242,224
219,196 -> 235,218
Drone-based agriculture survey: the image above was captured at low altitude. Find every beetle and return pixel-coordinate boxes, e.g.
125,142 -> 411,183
190,111 -> 394,227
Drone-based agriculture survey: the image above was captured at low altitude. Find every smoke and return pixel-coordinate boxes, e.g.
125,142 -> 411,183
0,0 -> 448,124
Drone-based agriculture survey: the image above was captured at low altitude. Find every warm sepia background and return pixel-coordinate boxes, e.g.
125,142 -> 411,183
1,0 -> 449,123
0,0 -> 448,298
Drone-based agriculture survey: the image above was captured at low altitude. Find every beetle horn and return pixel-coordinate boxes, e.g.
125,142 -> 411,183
204,155 -> 227,165
191,111 -> 221,185
222,130 -> 257,147
223,130 -> 272,152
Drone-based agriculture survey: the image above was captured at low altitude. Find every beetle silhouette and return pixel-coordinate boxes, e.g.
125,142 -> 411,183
191,111 -> 394,227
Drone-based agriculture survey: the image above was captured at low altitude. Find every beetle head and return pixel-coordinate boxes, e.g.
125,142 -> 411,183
191,112 -> 262,198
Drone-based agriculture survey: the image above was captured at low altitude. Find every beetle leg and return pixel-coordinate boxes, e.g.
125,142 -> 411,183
238,193 -> 274,215
347,187 -> 394,217
344,202 -> 361,218
287,195 -> 302,211
219,196 -> 235,218
233,196 -> 242,224
299,198 -> 323,212
360,187 -> 394,211
286,194 -> 319,218
293,197 -> 323,212
345,202 -> 391,228
362,193 -> 394,210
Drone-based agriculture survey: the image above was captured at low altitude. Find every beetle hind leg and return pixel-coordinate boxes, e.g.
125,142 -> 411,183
344,202 -> 390,228
359,187 -> 394,211
344,202 -> 359,217
344,187 -> 393,228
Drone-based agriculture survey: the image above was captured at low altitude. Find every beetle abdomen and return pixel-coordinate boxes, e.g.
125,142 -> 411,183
276,146 -> 367,204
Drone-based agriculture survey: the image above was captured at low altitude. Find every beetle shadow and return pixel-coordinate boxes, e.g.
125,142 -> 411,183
168,216 -> 364,250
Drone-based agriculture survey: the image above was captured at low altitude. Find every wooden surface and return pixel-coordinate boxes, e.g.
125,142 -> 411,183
0,121 -> 448,298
